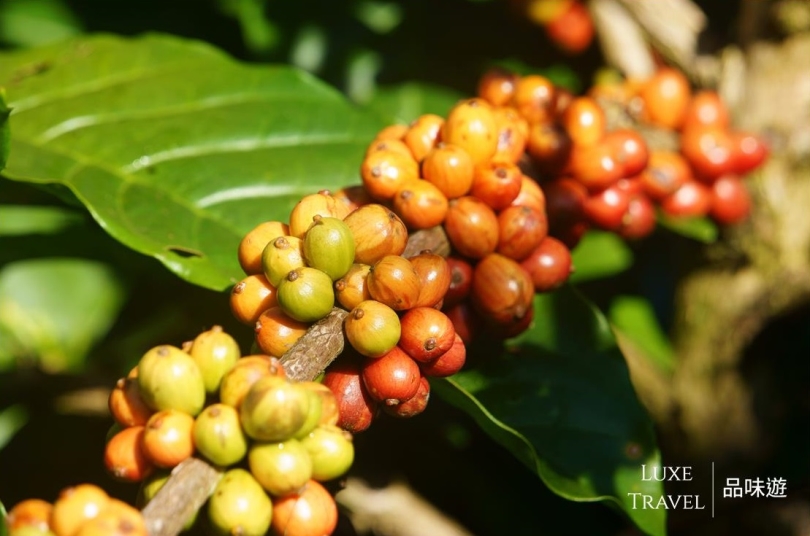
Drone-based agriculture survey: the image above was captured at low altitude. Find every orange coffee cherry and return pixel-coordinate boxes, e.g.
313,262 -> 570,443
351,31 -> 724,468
142,409 -> 196,469
367,255 -> 422,311
360,149 -> 420,201
404,114 -> 444,162
526,121 -> 573,177
365,138 -> 413,159
7,499 -> 52,533
270,480 -> 338,536
335,263 -> 373,311
254,306 -> 310,358
333,184 -> 374,212
640,150 -> 691,201
409,250 -> 452,309
50,484 -> 110,536
640,67 -> 691,130
444,196 -> 500,259
562,96 -> 605,146
374,123 -> 408,140
441,98 -> 499,165
511,175 -> 546,213
682,90 -> 730,131
568,140 -> 624,191
392,180 -> 449,229
108,367 -> 154,428
288,191 -> 351,239
421,143 -> 475,199
74,499 -> 146,536
470,161 -> 523,210
104,426 -> 154,483
229,274 -> 278,325
237,221 -> 290,275
343,204 -> 408,265
544,0 -> 594,54
477,67 -> 519,107
496,205 -> 548,261
511,74 -> 556,124
492,106 -> 529,164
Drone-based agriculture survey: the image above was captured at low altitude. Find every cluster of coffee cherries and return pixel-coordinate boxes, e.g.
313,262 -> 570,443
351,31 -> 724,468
516,0 -> 595,54
104,325 -> 351,536
4,484 -> 145,536
230,191 -> 468,433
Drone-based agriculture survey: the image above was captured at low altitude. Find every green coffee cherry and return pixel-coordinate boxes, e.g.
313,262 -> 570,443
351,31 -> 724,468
303,216 -> 356,281
189,325 -> 241,394
208,468 -> 272,536
300,425 -> 355,482
240,376 -> 310,441
262,236 -> 305,287
277,267 -> 335,323
248,439 -> 313,496
137,345 -> 205,416
193,403 -> 248,467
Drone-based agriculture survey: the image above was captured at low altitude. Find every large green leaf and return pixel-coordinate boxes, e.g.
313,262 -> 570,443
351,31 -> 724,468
609,295 -> 675,374
0,89 -> 9,171
0,34 -> 385,290
569,230 -> 634,283
434,286 -> 666,536
367,82 -> 464,124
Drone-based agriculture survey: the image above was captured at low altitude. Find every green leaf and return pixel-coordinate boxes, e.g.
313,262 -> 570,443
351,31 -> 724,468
0,204 -> 85,236
0,404 -> 28,452
0,89 -> 9,171
609,295 -> 675,374
0,34 -> 385,291
569,230 -> 634,283
434,286 -> 666,536
368,82 -> 464,124
0,0 -> 83,48
0,258 -> 126,372
657,212 -> 718,243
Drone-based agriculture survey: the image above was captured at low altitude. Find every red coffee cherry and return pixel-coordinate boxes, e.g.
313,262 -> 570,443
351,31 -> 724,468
419,333 -> 466,378
511,75 -> 556,124
471,253 -> 534,325
361,347 -> 421,405
383,376 -> 431,418
710,175 -> 751,225
680,125 -> 735,181
520,236 -> 573,292
399,307 -> 457,363
551,219 -> 589,249
615,175 -> 644,197
441,301 -> 485,344
322,355 -> 378,433
583,185 -> 631,230
444,196 -> 500,259
477,67 -> 519,107
640,150 -> 691,201
544,177 -> 588,230
496,205 -> 548,261
470,161 -> 523,210
730,131 -> 768,175
568,141 -> 624,191
618,194 -> 657,240
544,0 -> 594,54
487,300 -> 535,339
367,255 -> 422,311
660,180 -> 712,217
526,122 -> 573,177
682,90 -> 729,131
639,67 -> 691,130
562,96 -> 606,146
604,128 -> 649,178
443,256 -> 474,308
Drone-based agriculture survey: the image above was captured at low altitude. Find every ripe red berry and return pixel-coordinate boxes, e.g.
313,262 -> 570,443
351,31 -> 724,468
398,307 -> 457,363
660,181 -> 712,217
361,347 -> 421,406
710,175 -> 751,225
583,185 -> 631,230
519,236 -> 573,292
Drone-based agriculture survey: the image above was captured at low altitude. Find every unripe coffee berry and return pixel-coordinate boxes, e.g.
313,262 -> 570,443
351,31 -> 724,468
240,376 -> 310,442
189,325 -> 241,394
219,355 -> 285,409
344,204 -> 408,265
238,221 -> 290,275
303,215 -> 355,281
230,274 -> 278,325
262,236 -> 305,288
277,267 -> 335,323
300,425 -> 355,482
193,403 -> 248,467
344,300 -> 401,358
288,191 -> 351,238
248,439 -> 313,496
137,345 -> 205,416
208,468 -> 272,536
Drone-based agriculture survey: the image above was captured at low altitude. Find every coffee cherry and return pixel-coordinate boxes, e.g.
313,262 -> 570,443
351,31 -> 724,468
403,114 -> 444,162
421,143 -> 475,199
563,96 -> 606,146
137,345 -> 205,416
321,357 -> 377,433
255,307 -> 310,358
277,267 -> 335,323
730,131 -> 768,175
419,333 -> 466,377
361,149 -> 420,201
492,106 -> 529,164
220,355 -> 285,409
300,425 -> 354,482
240,376 -> 310,442
108,368 -> 153,428
365,138 -> 413,159
344,204 -> 408,265
392,180 -> 449,229
383,376 -> 430,418
470,161 -> 523,210
344,300 -> 401,358
142,409 -> 195,469
332,184 -> 373,212
682,90 -> 729,131
710,175 -> 751,225
76,499 -> 146,536
441,98 -> 499,165
375,123 -> 408,141
104,426 -> 154,483
568,141 -> 624,191
477,67 -> 518,106
398,307 -> 456,363
208,468 -> 272,536
189,325 -> 241,394
604,128 -> 649,177
618,195 -> 657,240
442,301 -> 485,344
367,255 -> 422,311
639,67 -> 690,130
335,263 -> 372,311
511,175 -> 546,213
193,403 -> 248,467
497,205 -> 548,261
526,122 -> 573,177
50,485 -> 109,536
270,481 -> 338,536
660,180 -> 712,217
615,175 -> 644,196
544,0 -> 594,54
238,221 -> 290,275
512,75 -> 556,124
230,274 -> 279,325
443,256 -> 474,308
249,439 -> 313,497
361,347 -> 421,405
640,150 -> 691,200
262,236 -> 306,288
680,125 -> 734,181
471,253 -> 534,325
303,216 -> 355,281
288,192 -> 351,239
298,382 -> 340,427
519,236 -> 573,292
583,185 -> 631,230
487,301 -> 535,339
7,499 -> 52,533
544,178 -> 588,231
444,196 -> 499,259
292,389 -> 324,440
409,251 -> 452,308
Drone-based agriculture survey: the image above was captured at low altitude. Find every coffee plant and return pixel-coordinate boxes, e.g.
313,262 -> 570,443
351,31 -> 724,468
2,1 -> 808,536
